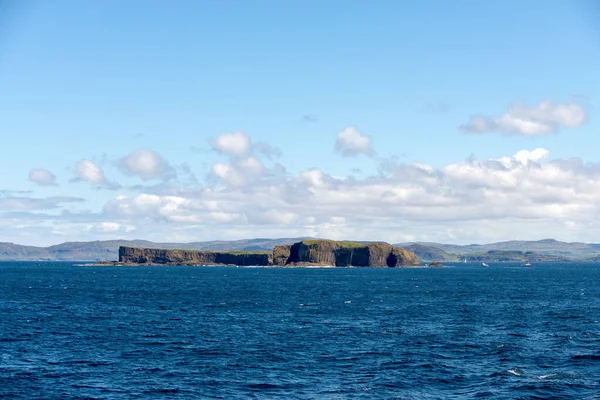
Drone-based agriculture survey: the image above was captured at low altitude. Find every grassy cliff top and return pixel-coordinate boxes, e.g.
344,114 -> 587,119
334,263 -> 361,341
168,249 -> 270,255
218,250 -> 271,255
301,239 -> 390,248
123,247 -> 270,255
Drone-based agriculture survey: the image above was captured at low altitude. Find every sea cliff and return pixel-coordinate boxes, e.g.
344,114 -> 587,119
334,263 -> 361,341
118,239 -> 420,267
272,240 -> 420,267
118,246 -> 272,266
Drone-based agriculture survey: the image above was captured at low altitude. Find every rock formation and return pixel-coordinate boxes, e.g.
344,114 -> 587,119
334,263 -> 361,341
273,240 -> 420,267
118,239 -> 420,267
118,246 -> 272,266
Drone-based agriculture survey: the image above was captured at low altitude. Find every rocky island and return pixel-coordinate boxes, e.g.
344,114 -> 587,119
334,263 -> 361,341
117,239 -> 421,267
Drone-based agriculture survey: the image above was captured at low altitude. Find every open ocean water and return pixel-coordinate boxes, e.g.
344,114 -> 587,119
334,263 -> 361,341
1,262 -> 599,399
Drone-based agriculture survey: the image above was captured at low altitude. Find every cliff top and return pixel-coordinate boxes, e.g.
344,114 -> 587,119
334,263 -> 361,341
300,239 -> 389,248
121,246 -> 270,255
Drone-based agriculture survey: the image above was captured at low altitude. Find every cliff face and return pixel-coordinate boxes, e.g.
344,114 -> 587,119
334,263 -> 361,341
119,240 -> 420,267
273,240 -> 420,267
273,244 -> 292,266
118,246 -> 272,266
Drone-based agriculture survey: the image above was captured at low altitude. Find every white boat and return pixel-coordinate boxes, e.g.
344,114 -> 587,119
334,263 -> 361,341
464,258 -> 467,263
482,262 -> 489,267
523,262 -> 531,267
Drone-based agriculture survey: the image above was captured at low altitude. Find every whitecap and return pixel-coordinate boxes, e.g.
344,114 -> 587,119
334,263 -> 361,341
507,368 -> 523,376
534,374 -> 557,379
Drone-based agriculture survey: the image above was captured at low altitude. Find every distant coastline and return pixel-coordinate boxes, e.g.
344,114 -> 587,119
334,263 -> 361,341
1,237 -> 599,263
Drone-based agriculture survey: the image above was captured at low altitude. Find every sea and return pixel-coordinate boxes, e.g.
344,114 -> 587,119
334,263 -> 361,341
1,262 -> 599,399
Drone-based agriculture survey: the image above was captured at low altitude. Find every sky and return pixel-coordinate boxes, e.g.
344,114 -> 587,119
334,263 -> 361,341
1,0 -> 600,246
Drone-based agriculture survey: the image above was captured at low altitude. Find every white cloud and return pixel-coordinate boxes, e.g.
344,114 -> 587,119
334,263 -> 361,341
94,147 -> 600,244
335,126 -> 373,156
238,157 -> 265,175
211,156 -> 265,186
96,222 -> 123,232
210,132 -> 251,156
28,169 -> 57,186
12,141 -> 600,245
84,222 -> 136,234
496,148 -> 549,167
461,100 -> 587,135
74,160 -> 107,185
103,193 -> 244,225
301,169 -> 326,187
118,149 -> 175,181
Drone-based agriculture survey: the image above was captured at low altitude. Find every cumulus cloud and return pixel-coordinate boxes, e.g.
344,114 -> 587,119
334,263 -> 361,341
210,132 -> 251,156
103,193 -> 243,225
94,147 -> 600,244
211,156 -> 266,186
301,169 -> 327,187
13,139 -> 600,245
118,149 -> 175,181
28,169 -> 57,186
74,160 -> 107,185
84,222 -> 135,234
335,126 -> 373,157
460,100 -> 587,135
209,131 -> 281,160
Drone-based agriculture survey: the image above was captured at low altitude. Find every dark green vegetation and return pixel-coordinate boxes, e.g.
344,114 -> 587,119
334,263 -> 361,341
119,239 -> 421,267
300,240 -> 367,248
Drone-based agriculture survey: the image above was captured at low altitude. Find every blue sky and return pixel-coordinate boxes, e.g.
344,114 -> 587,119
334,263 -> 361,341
1,0 -> 599,246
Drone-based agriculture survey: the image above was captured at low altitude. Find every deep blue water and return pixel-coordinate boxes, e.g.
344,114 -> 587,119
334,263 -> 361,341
1,262 -> 599,399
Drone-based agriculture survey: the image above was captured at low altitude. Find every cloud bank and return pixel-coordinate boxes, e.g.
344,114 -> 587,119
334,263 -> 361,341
5,120 -> 596,245
88,146 -> 600,244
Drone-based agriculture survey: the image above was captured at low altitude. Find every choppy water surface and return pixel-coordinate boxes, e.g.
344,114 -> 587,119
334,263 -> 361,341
1,262 -> 599,399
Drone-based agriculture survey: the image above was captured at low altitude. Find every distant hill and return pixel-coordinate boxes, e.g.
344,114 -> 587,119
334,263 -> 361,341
463,250 -> 572,263
402,244 -> 460,262
0,238 -> 312,261
395,239 -> 600,261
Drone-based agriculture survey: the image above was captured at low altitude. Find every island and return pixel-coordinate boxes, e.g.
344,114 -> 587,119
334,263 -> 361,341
116,239 -> 421,267
5,237 -> 600,262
